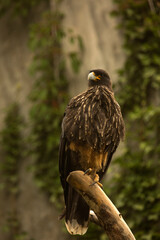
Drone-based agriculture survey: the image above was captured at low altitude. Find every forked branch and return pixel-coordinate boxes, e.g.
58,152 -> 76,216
67,170 -> 136,240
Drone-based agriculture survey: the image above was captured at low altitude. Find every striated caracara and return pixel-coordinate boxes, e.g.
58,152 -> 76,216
59,69 -> 125,235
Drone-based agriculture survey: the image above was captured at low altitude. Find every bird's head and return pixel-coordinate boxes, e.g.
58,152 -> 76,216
88,69 -> 112,90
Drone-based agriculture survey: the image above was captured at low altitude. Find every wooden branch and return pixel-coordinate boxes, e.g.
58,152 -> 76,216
67,171 -> 136,240
89,210 -> 101,227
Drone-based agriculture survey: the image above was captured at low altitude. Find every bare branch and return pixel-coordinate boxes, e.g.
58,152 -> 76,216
89,210 -> 101,227
67,170 -> 136,240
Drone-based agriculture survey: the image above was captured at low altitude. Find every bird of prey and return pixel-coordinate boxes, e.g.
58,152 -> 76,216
59,69 -> 125,235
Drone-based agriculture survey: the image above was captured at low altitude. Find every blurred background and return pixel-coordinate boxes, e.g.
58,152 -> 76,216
0,0 -> 160,239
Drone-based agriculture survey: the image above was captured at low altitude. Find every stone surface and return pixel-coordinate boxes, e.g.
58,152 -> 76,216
0,10 -> 64,240
61,0 -> 124,96
0,1 -> 125,239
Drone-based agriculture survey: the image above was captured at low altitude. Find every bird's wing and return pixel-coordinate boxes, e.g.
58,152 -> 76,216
61,87 -> 124,177
63,87 -> 124,151
59,117 -> 90,235
59,135 -> 66,186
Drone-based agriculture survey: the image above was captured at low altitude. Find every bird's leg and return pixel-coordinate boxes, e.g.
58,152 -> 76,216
84,168 -> 103,188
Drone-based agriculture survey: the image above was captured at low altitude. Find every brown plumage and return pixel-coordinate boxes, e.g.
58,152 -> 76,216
59,69 -> 125,235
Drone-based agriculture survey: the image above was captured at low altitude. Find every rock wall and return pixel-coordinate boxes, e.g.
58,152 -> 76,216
61,0 -> 124,95
0,9 -> 64,240
0,13 -> 32,127
0,1 -> 124,239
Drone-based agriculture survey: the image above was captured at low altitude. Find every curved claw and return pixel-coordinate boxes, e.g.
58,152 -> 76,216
84,168 -> 92,175
84,170 -> 103,188
90,181 -> 103,188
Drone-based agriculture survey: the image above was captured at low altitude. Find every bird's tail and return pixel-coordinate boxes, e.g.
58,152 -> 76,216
65,186 -> 89,235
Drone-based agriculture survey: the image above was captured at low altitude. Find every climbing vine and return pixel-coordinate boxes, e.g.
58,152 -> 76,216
0,0 -> 84,238
0,103 -> 27,240
0,103 -> 24,195
111,1 -> 160,239
29,4 -> 83,206
0,0 -> 49,17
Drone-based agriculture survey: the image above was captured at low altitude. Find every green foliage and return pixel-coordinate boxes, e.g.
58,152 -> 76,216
111,1 -> 160,239
0,0 -> 48,17
29,7 -> 83,206
112,0 -> 160,112
29,10 -> 67,206
0,103 -> 24,194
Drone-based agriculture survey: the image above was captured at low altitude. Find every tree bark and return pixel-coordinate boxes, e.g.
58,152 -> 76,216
67,170 -> 136,240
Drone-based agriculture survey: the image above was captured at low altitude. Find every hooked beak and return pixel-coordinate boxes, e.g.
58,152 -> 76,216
88,72 -> 96,81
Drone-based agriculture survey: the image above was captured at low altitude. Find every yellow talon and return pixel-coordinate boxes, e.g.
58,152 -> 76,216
84,168 -> 92,175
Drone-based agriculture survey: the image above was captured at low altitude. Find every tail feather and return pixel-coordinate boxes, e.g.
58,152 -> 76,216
65,186 -> 89,235
65,218 -> 88,235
